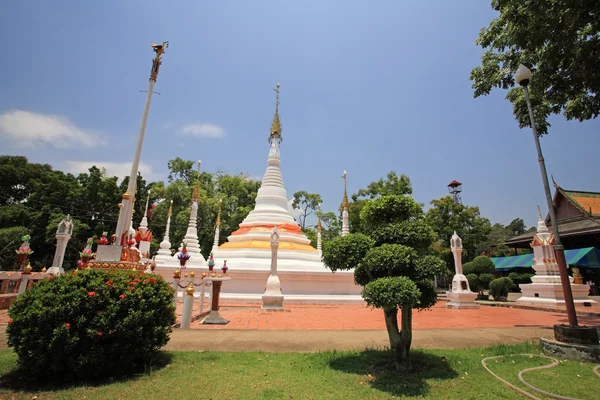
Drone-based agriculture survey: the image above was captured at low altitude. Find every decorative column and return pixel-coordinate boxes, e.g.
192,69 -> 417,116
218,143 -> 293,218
262,227 -> 284,310
114,41 -> 168,245
341,170 -> 349,236
18,263 -> 32,295
155,200 -> 173,262
212,198 -> 222,253
171,269 -> 180,308
136,190 -> 153,260
201,276 -> 231,324
50,215 -> 73,275
517,208 -> 595,306
316,206 -> 323,257
180,283 -> 194,329
446,231 -> 478,309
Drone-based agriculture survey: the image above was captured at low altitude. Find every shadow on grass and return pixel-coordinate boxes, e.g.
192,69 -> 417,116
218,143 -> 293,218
328,348 -> 458,398
0,351 -> 173,393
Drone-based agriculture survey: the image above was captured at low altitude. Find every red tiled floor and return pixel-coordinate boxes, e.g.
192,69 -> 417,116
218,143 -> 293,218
188,303 -> 600,330
1,302 -> 597,331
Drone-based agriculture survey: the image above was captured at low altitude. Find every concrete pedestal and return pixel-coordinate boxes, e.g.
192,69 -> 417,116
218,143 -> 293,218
446,290 -> 479,309
446,273 -> 479,309
262,274 -> 284,310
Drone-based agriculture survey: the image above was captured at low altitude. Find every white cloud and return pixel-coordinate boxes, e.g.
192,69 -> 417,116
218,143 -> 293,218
179,123 -> 226,138
0,110 -> 102,148
65,161 -> 158,183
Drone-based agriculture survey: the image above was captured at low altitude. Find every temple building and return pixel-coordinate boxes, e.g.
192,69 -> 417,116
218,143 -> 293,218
212,84 -> 361,303
505,183 -> 600,250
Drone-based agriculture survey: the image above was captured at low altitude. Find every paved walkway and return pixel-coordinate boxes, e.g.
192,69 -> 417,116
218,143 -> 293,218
188,302 -> 600,330
1,302 -> 598,352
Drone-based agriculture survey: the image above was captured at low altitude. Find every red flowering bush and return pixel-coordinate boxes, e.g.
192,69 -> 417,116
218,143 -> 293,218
7,269 -> 175,380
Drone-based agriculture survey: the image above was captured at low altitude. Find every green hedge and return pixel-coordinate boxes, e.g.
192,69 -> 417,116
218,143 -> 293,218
488,277 -> 515,300
7,269 -> 176,380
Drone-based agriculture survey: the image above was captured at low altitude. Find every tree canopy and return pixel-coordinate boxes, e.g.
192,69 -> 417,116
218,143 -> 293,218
0,156 -> 263,270
425,196 -> 492,263
471,0 -> 600,134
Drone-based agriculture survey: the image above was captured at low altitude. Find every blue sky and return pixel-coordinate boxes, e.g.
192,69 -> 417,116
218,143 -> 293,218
1,1 -> 598,228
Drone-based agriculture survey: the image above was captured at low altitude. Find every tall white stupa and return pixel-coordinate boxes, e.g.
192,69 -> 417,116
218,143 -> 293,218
212,84 -> 361,303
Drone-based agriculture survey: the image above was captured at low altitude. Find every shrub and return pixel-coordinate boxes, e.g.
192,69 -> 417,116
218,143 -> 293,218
7,269 -> 176,380
479,273 -> 495,290
470,256 -> 496,275
507,272 -> 522,292
519,273 -> 534,284
488,277 -> 515,300
466,273 -> 481,292
462,262 -> 475,276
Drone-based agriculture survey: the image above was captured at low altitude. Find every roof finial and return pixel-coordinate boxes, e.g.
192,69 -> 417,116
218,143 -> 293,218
341,170 -> 349,209
269,83 -> 282,143
551,174 -> 558,188
167,199 -> 173,217
143,189 -> 151,218
192,160 -> 201,202
317,204 -> 323,232
216,198 -> 223,228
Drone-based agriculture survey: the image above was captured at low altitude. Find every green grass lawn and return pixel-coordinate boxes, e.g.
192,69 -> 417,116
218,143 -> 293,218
0,342 -> 597,399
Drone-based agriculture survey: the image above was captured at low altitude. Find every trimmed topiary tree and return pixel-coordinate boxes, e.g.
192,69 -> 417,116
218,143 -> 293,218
7,269 -> 176,380
508,272 -> 522,292
323,195 -> 445,371
488,277 -> 515,301
463,256 -> 496,298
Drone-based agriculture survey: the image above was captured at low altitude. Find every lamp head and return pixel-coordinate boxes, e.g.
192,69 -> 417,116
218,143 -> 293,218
515,64 -> 532,86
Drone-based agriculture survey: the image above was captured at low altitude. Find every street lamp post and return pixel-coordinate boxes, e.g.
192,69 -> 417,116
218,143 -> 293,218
515,64 -> 578,327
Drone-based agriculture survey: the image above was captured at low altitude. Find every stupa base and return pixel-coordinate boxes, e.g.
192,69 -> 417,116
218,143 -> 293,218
517,283 -> 596,306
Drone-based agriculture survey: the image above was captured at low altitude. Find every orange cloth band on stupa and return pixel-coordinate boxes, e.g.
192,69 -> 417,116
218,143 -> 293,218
230,223 -> 302,236
219,240 -> 317,252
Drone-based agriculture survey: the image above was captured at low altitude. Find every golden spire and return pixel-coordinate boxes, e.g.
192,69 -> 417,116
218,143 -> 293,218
317,204 -> 323,232
192,160 -> 201,202
167,199 -> 173,217
269,83 -> 282,142
216,198 -> 222,228
341,170 -> 349,209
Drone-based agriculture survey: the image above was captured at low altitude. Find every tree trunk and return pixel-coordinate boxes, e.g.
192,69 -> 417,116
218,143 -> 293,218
383,307 -> 411,372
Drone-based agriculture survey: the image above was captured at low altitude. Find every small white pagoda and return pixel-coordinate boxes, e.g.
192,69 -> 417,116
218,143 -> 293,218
517,208 -> 596,306
155,163 -> 208,270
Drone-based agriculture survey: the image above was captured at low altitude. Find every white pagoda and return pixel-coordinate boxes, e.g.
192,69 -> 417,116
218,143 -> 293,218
154,162 -> 208,270
517,208 -> 595,306
212,84 -> 361,303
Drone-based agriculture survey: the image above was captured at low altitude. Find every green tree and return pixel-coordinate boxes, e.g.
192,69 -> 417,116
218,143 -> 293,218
426,196 -> 492,263
471,0 -> 600,134
323,195 -> 445,371
505,218 -> 527,238
480,223 -> 510,257
349,172 -> 413,234
292,191 -> 322,230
